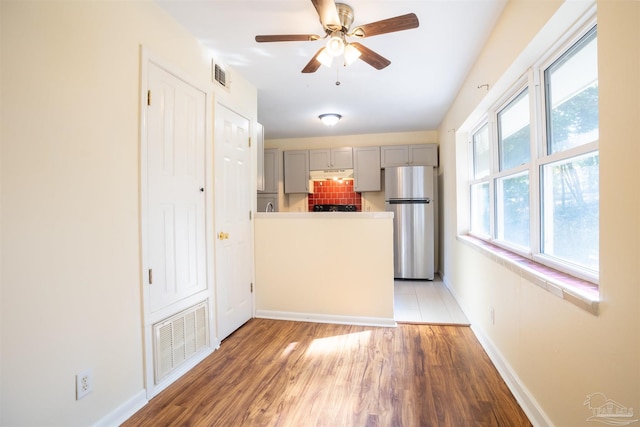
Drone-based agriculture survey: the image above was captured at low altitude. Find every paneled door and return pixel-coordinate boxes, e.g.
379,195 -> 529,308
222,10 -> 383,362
146,62 -> 207,313
214,104 -> 253,340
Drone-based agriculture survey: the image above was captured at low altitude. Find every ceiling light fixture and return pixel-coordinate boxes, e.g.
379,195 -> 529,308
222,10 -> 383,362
319,113 -> 342,127
343,43 -> 362,66
325,32 -> 345,57
317,32 -> 363,69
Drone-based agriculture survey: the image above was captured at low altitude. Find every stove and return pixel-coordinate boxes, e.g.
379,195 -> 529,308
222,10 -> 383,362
313,204 -> 357,212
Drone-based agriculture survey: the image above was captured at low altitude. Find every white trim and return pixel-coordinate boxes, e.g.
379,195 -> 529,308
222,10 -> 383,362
147,347 -> 216,399
94,390 -> 147,427
255,310 -> 397,328
139,45 -> 218,399
440,274 -> 554,427
471,325 -> 554,427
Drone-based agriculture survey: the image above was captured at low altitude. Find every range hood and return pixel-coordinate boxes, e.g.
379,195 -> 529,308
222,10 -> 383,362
309,169 -> 354,181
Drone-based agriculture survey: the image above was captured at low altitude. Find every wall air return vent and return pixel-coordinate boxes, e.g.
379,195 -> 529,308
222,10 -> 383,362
213,62 -> 229,89
153,301 -> 209,384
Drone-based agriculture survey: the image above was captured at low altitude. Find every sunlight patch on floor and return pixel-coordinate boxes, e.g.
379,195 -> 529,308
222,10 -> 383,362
305,330 -> 372,356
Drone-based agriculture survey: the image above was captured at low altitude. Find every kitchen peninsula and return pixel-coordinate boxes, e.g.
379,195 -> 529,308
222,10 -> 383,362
254,211 -> 395,326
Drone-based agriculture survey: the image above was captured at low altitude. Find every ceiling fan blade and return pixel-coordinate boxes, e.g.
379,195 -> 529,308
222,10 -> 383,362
255,34 -> 321,43
310,0 -> 341,32
301,48 -> 325,73
350,42 -> 391,70
350,13 -> 419,38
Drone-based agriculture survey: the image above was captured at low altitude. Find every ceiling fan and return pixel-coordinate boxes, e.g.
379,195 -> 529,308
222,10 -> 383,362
255,0 -> 419,73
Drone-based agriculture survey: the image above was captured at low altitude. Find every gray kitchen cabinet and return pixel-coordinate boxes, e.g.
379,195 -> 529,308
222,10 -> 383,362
380,144 -> 438,168
256,123 -> 265,191
257,193 -> 278,212
283,150 -> 310,194
309,147 -> 353,170
258,148 -> 279,194
353,146 -> 381,192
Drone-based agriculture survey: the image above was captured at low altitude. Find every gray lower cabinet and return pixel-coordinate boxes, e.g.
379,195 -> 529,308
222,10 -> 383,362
353,146 -> 381,192
380,144 -> 438,167
257,193 -> 278,212
283,150 -> 310,194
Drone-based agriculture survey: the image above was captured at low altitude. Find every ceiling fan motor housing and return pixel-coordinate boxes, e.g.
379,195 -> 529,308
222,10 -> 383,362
335,3 -> 354,33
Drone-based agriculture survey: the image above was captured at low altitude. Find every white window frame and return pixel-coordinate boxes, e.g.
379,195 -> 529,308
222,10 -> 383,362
468,17 -> 599,284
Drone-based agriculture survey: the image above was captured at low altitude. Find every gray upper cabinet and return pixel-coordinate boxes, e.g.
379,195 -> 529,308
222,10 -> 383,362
283,150 -> 310,194
353,146 -> 381,192
309,147 -> 353,170
258,148 -> 279,194
380,144 -> 438,168
256,123 -> 265,191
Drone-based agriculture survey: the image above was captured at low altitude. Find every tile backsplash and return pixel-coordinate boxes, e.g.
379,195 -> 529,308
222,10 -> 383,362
308,180 -> 362,211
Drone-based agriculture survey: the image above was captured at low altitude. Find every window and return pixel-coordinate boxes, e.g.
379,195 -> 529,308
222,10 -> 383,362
545,27 -> 599,154
473,124 -> 490,179
468,24 -> 599,282
498,89 -> 530,170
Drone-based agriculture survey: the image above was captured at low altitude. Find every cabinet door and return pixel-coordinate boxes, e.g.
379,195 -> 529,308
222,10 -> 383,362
331,147 -> 353,169
284,150 -> 310,193
257,193 -> 278,212
353,146 -> 381,192
380,145 -> 409,168
260,148 -> 279,193
256,124 -> 265,191
409,144 -> 438,166
309,149 -> 330,170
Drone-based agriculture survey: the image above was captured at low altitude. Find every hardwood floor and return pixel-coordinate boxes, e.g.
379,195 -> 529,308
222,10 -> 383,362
123,319 -> 531,427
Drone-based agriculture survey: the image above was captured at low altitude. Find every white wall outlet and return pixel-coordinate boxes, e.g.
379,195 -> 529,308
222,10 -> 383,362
490,307 -> 495,325
76,369 -> 93,400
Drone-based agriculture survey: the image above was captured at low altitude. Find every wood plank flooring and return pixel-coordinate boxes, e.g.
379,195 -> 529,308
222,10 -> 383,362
123,319 -> 531,427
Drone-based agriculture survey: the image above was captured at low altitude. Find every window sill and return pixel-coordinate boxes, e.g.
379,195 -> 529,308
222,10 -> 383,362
457,235 -> 599,315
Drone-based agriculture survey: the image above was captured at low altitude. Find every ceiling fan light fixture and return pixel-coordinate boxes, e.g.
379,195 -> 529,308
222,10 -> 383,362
343,43 -> 362,66
325,34 -> 345,57
319,113 -> 342,127
317,48 -> 333,68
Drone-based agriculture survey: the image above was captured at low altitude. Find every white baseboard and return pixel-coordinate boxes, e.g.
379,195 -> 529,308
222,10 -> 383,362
94,389 -> 147,427
255,310 -> 397,328
147,346 -> 215,399
471,325 -> 553,427
440,274 -> 552,427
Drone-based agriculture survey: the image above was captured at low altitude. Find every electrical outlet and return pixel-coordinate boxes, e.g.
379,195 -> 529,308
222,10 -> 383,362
76,369 -> 93,400
490,307 -> 495,325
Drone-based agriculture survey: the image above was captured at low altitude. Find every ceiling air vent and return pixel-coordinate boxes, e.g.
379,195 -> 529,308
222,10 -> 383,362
213,63 -> 228,88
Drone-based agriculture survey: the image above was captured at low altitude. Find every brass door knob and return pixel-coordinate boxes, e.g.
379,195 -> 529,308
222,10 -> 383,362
218,231 -> 229,240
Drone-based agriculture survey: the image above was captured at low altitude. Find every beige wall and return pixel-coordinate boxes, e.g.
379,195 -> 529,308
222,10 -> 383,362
266,130 -> 438,150
0,1 -> 256,425
255,213 -> 394,323
438,1 -> 640,426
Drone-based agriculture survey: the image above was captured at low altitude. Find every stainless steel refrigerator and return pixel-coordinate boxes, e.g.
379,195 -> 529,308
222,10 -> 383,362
385,166 -> 435,280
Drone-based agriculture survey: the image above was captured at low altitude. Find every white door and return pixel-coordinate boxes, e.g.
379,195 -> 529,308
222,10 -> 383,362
147,62 -> 207,313
215,105 -> 253,340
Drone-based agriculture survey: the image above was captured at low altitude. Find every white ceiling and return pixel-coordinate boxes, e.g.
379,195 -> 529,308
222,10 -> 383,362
156,0 -> 506,140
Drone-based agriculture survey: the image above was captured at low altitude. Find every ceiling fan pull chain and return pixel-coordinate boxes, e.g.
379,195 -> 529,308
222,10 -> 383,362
336,63 -> 341,86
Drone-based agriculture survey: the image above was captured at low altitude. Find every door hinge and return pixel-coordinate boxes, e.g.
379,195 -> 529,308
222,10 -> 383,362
248,137 -> 252,148
249,210 -> 252,220
250,282 -> 253,293
147,90 -> 151,106
148,268 -> 153,284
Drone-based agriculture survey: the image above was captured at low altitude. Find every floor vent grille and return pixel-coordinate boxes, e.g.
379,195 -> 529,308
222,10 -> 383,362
153,301 -> 208,383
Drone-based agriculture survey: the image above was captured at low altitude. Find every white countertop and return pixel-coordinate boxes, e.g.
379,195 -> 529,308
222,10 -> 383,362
255,211 -> 393,219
